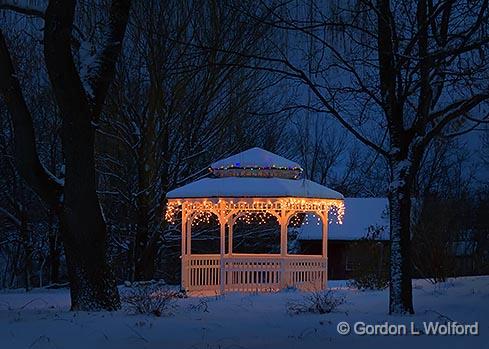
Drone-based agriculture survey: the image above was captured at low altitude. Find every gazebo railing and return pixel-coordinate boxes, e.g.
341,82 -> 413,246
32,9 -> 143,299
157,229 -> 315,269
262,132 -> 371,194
185,254 -> 221,292
183,254 -> 327,294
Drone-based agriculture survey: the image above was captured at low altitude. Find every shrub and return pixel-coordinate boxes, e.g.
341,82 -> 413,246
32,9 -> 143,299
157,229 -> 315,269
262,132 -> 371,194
122,285 -> 181,316
287,290 -> 345,315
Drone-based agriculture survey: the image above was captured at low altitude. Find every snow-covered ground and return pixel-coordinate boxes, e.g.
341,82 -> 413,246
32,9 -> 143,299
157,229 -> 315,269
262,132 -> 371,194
0,276 -> 488,349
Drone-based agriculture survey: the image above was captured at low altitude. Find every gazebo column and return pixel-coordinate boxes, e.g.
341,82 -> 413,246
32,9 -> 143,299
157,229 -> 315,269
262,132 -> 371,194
182,214 -> 194,291
321,213 -> 328,258
186,216 -> 192,254
279,213 -> 288,287
280,215 -> 288,256
321,211 -> 329,289
227,216 -> 234,255
219,217 -> 226,294
181,210 -> 187,290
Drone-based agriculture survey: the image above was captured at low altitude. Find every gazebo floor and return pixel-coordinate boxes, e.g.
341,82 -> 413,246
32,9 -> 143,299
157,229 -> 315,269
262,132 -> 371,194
182,253 -> 328,295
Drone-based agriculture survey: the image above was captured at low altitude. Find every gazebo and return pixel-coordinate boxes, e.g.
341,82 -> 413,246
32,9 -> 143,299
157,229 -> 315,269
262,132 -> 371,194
165,147 -> 344,294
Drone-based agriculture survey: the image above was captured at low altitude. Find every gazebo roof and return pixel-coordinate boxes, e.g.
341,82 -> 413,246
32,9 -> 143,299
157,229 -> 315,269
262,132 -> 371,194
167,148 -> 343,200
166,177 -> 343,199
210,147 -> 302,171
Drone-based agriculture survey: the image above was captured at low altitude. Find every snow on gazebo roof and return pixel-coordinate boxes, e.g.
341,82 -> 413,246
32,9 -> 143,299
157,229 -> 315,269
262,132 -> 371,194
166,177 -> 343,199
166,147 -> 343,200
210,147 -> 303,179
210,147 -> 302,171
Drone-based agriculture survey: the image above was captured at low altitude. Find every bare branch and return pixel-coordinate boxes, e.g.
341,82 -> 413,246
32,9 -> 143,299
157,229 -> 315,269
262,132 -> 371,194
83,0 -> 131,120
0,29 -> 62,207
0,206 -> 21,226
422,94 -> 489,146
0,0 -> 45,18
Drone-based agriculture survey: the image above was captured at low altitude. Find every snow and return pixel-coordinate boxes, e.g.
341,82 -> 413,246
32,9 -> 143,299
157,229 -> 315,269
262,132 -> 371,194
166,177 -> 344,199
0,276 -> 488,348
297,198 -> 389,240
211,147 -> 302,170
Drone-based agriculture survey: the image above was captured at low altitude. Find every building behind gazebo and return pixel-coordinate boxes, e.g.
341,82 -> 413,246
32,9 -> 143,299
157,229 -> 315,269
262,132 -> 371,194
296,198 -> 389,279
165,148 -> 344,294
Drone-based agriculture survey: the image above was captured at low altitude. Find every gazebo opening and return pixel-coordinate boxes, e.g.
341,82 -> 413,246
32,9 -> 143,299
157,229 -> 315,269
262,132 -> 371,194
165,147 -> 344,295
189,212 -> 220,255
287,212 -> 324,256
233,212 -> 280,254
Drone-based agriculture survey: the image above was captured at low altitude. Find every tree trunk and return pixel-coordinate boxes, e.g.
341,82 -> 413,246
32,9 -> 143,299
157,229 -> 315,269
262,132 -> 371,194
48,213 -> 60,284
60,217 -> 120,311
388,161 -> 415,314
20,212 -> 32,291
133,121 -> 157,281
133,168 -> 154,280
57,112 -> 120,310
134,212 -> 154,281
134,243 -> 157,281
42,0 -> 130,311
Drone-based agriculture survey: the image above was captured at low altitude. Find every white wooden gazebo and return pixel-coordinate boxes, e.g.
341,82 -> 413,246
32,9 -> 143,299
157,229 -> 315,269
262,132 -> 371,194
165,148 -> 344,294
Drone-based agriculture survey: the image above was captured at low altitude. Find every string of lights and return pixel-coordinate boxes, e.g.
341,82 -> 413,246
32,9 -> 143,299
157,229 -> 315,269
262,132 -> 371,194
165,198 -> 345,226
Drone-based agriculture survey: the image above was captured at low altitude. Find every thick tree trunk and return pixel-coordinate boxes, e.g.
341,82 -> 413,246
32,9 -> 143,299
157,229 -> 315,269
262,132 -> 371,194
42,0 -> 130,311
388,162 -> 415,314
57,123 -> 121,310
60,217 -> 120,311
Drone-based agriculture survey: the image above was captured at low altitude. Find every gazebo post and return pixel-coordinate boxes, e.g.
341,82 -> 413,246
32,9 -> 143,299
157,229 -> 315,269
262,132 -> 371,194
219,217 -> 226,294
280,215 -> 288,256
321,213 -> 328,258
181,209 -> 187,290
186,216 -> 192,255
227,216 -> 234,255
321,212 -> 329,289
280,213 -> 288,287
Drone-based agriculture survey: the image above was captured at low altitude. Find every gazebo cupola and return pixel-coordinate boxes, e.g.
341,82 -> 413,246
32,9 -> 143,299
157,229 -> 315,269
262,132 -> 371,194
211,147 -> 303,179
165,147 -> 344,295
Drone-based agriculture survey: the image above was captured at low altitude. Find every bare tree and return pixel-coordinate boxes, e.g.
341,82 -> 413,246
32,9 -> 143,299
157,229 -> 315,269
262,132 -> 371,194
230,0 -> 489,314
97,0 -> 286,281
0,0 -> 131,310
293,115 -> 387,196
